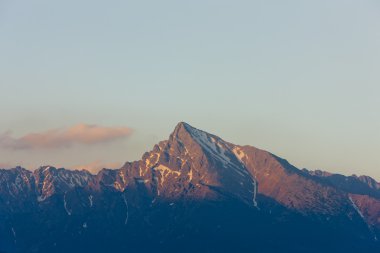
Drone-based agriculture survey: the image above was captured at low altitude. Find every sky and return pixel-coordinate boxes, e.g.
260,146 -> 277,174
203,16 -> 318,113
0,0 -> 379,179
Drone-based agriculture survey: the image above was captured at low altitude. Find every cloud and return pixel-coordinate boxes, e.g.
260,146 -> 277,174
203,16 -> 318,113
0,162 -> 13,169
0,124 -> 132,149
72,160 -> 122,174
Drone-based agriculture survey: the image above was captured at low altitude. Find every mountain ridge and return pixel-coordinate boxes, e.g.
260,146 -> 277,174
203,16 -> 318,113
0,122 -> 379,253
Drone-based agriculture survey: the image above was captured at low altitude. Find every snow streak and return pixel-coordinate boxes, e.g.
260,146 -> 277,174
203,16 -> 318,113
63,193 -> 72,216
122,194 -> 129,225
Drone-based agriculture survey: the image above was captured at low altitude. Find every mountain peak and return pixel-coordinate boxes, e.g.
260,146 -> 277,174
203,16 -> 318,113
36,165 -> 56,173
170,121 -> 200,146
171,122 -> 221,145
172,121 -> 195,135
176,121 -> 193,127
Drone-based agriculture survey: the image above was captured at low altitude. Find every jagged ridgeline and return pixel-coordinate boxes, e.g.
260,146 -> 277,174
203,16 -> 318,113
0,122 -> 379,253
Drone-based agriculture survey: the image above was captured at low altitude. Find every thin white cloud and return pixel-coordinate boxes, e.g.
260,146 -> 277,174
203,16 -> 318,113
0,162 -> 13,169
0,124 -> 133,149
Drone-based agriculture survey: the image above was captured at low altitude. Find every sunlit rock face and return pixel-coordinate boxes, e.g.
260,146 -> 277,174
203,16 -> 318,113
0,122 -> 379,253
110,122 -> 257,205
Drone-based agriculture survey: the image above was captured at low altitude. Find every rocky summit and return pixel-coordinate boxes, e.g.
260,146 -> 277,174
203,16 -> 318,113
0,122 -> 379,253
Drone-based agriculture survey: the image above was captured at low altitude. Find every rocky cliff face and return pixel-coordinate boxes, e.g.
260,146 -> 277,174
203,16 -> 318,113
0,122 -> 379,253
107,122 -> 257,205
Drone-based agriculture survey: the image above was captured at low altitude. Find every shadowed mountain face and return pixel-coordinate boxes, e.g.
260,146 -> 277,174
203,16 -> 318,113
0,122 -> 379,253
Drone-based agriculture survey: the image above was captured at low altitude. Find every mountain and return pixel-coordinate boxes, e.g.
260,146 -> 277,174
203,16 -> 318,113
0,122 -> 379,253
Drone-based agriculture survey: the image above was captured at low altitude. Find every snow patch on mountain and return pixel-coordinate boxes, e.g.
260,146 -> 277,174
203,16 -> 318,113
188,168 -> 193,181
349,196 -> 365,219
233,147 -> 246,162
252,179 -> 258,208
188,128 -> 232,167
153,165 -> 180,187
122,194 -> 129,225
11,227 -> 16,244
63,193 -> 72,216
89,195 -> 93,207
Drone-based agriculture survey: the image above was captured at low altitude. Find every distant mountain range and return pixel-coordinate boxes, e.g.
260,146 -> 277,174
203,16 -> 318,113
1,122 -> 379,253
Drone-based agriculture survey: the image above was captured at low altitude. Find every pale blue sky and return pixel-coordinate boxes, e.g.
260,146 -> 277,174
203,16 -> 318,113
1,1 -> 379,178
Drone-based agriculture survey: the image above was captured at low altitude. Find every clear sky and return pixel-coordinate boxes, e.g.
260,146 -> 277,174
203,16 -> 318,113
0,1 -> 379,179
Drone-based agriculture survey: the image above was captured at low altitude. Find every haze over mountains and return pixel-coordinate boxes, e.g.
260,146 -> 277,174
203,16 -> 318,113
0,122 -> 379,253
